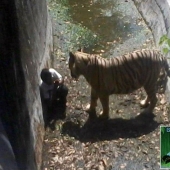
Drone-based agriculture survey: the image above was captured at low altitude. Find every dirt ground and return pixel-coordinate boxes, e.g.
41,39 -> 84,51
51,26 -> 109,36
41,53 -> 170,170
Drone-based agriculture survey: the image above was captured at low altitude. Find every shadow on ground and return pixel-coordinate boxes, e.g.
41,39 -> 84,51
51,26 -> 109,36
45,106 -> 66,131
62,112 -> 160,142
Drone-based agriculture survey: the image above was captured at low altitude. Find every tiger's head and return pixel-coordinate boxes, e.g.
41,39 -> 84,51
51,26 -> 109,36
68,51 -> 89,80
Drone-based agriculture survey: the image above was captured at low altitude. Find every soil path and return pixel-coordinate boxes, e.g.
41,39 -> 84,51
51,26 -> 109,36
41,53 -> 169,170
42,0 -> 170,169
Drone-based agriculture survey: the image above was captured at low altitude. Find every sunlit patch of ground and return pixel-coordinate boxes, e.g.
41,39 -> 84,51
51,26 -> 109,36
41,56 -> 170,170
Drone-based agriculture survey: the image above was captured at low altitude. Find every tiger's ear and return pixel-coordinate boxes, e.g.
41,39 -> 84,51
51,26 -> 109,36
69,52 -> 75,63
77,48 -> 84,52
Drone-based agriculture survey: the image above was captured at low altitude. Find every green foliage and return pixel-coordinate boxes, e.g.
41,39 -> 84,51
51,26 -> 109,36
67,23 -> 100,50
159,35 -> 170,54
159,35 -> 169,45
47,0 -> 100,51
47,0 -> 71,21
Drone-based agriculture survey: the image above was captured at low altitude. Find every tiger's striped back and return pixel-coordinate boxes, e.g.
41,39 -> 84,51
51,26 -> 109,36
85,49 -> 170,95
69,49 -> 170,117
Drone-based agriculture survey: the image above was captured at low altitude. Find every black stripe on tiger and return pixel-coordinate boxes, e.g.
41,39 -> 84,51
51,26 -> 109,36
68,49 -> 170,119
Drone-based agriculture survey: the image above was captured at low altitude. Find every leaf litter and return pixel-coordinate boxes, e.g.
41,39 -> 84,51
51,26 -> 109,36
41,54 -> 170,170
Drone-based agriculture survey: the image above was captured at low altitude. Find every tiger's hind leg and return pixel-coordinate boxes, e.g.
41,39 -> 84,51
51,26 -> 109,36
142,86 -> 157,113
99,94 -> 109,120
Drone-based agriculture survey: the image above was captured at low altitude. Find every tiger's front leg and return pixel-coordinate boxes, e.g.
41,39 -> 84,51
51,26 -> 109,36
142,87 -> 157,113
85,88 -> 98,119
99,94 -> 109,120
140,96 -> 150,108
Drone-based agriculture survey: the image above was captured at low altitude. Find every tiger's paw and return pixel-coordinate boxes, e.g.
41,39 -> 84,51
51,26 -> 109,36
140,100 -> 149,108
98,111 -> 109,120
83,104 -> 97,119
140,99 -> 149,108
83,104 -> 96,113
83,103 -> 90,111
